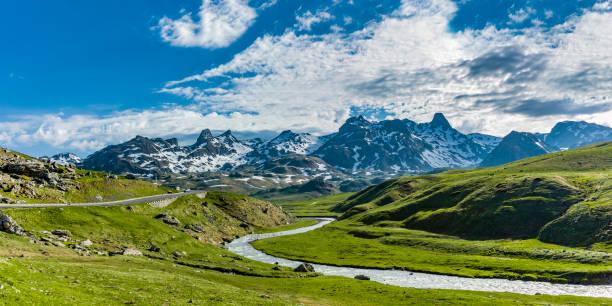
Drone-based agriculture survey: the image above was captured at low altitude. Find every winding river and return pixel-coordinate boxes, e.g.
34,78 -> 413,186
227,218 -> 612,298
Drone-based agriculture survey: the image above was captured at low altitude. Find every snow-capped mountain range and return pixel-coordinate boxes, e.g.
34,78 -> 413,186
40,153 -> 82,166
64,114 -> 610,178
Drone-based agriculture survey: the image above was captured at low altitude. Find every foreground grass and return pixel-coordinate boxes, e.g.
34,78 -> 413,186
253,220 -> 612,284
0,256 -> 610,305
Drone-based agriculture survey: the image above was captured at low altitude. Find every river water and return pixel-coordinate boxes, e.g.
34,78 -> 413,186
226,218 -> 612,298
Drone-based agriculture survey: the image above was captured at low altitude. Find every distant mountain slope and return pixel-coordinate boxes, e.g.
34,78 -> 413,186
254,130 -> 323,157
545,121 -> 612,150
467,133 -> 501,152
40,153 -> 82,166
334,142 -> 612,246
480,131 -> 556,167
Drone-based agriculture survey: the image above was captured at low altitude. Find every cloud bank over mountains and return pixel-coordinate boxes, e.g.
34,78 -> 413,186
2,0 -> 612,154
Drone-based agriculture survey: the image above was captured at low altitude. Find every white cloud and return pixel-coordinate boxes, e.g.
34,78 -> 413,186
158,0 -> 256,48
508,7 -> 535,24
296,10 -> 334,31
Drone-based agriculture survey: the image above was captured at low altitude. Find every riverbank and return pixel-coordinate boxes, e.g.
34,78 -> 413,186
233,219 -> 612,298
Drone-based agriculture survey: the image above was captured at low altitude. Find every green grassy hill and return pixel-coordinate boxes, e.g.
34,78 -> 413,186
336,142 -> 612,246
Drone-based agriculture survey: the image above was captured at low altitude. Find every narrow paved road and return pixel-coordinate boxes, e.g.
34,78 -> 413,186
0,191 -> 206,209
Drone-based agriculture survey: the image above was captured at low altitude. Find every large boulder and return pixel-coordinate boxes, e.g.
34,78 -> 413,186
0,212 -> 25,236
294,263 -> 315,273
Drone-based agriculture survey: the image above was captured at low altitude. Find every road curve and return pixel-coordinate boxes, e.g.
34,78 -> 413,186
227,218 -> 612,298
0,190 -> 206,209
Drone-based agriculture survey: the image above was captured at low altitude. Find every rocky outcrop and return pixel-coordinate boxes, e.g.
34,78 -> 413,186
0,148 -> 79,200
0,212 -> 25,236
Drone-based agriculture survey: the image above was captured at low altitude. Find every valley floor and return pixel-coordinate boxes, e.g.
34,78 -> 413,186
253,220 -> 612,285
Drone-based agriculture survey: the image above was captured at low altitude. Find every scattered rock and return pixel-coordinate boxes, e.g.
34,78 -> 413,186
172,250 -> 187,258
354,275 -> 370,281
148,244 -> 161,252
155,213 -> 181,226
272,266 -> 281,271
122,248 -> 143,256
52,229 -> 72,237
294,263 -> 315,273
81,239 -> 93,247
185,224 -> 204,233
0,212 -> 25,236
239,222 -> 249,229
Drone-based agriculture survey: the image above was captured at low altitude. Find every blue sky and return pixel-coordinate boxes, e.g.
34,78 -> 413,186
1,0 -> 611,156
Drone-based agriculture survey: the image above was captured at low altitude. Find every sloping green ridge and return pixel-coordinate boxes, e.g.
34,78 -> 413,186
336,142 -> 612,246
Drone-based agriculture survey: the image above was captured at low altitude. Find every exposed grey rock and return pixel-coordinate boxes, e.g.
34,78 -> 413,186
0,212 -> 25,236
294,263 -> 315,273
122,248 -> 143,256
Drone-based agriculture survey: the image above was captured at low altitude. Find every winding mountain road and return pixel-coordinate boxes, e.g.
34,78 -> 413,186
0,190 -> 206,209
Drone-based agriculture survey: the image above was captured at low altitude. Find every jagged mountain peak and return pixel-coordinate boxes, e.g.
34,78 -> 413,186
195,129 -> 214,145
340,115 -> 372,132
429,112 -> 451,129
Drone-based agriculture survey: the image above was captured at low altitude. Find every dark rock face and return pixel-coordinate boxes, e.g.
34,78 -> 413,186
294,263 -> 315,273
480,131 -> 556,167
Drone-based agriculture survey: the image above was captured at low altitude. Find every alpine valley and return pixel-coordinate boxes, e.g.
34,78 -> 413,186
50,114 -> 612,193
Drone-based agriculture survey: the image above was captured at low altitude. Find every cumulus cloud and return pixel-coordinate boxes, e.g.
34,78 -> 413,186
158,0 -> 256,48
296,10 -> 334,31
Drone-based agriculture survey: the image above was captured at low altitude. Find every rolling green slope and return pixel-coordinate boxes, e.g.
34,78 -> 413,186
336,142 -> 612,246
